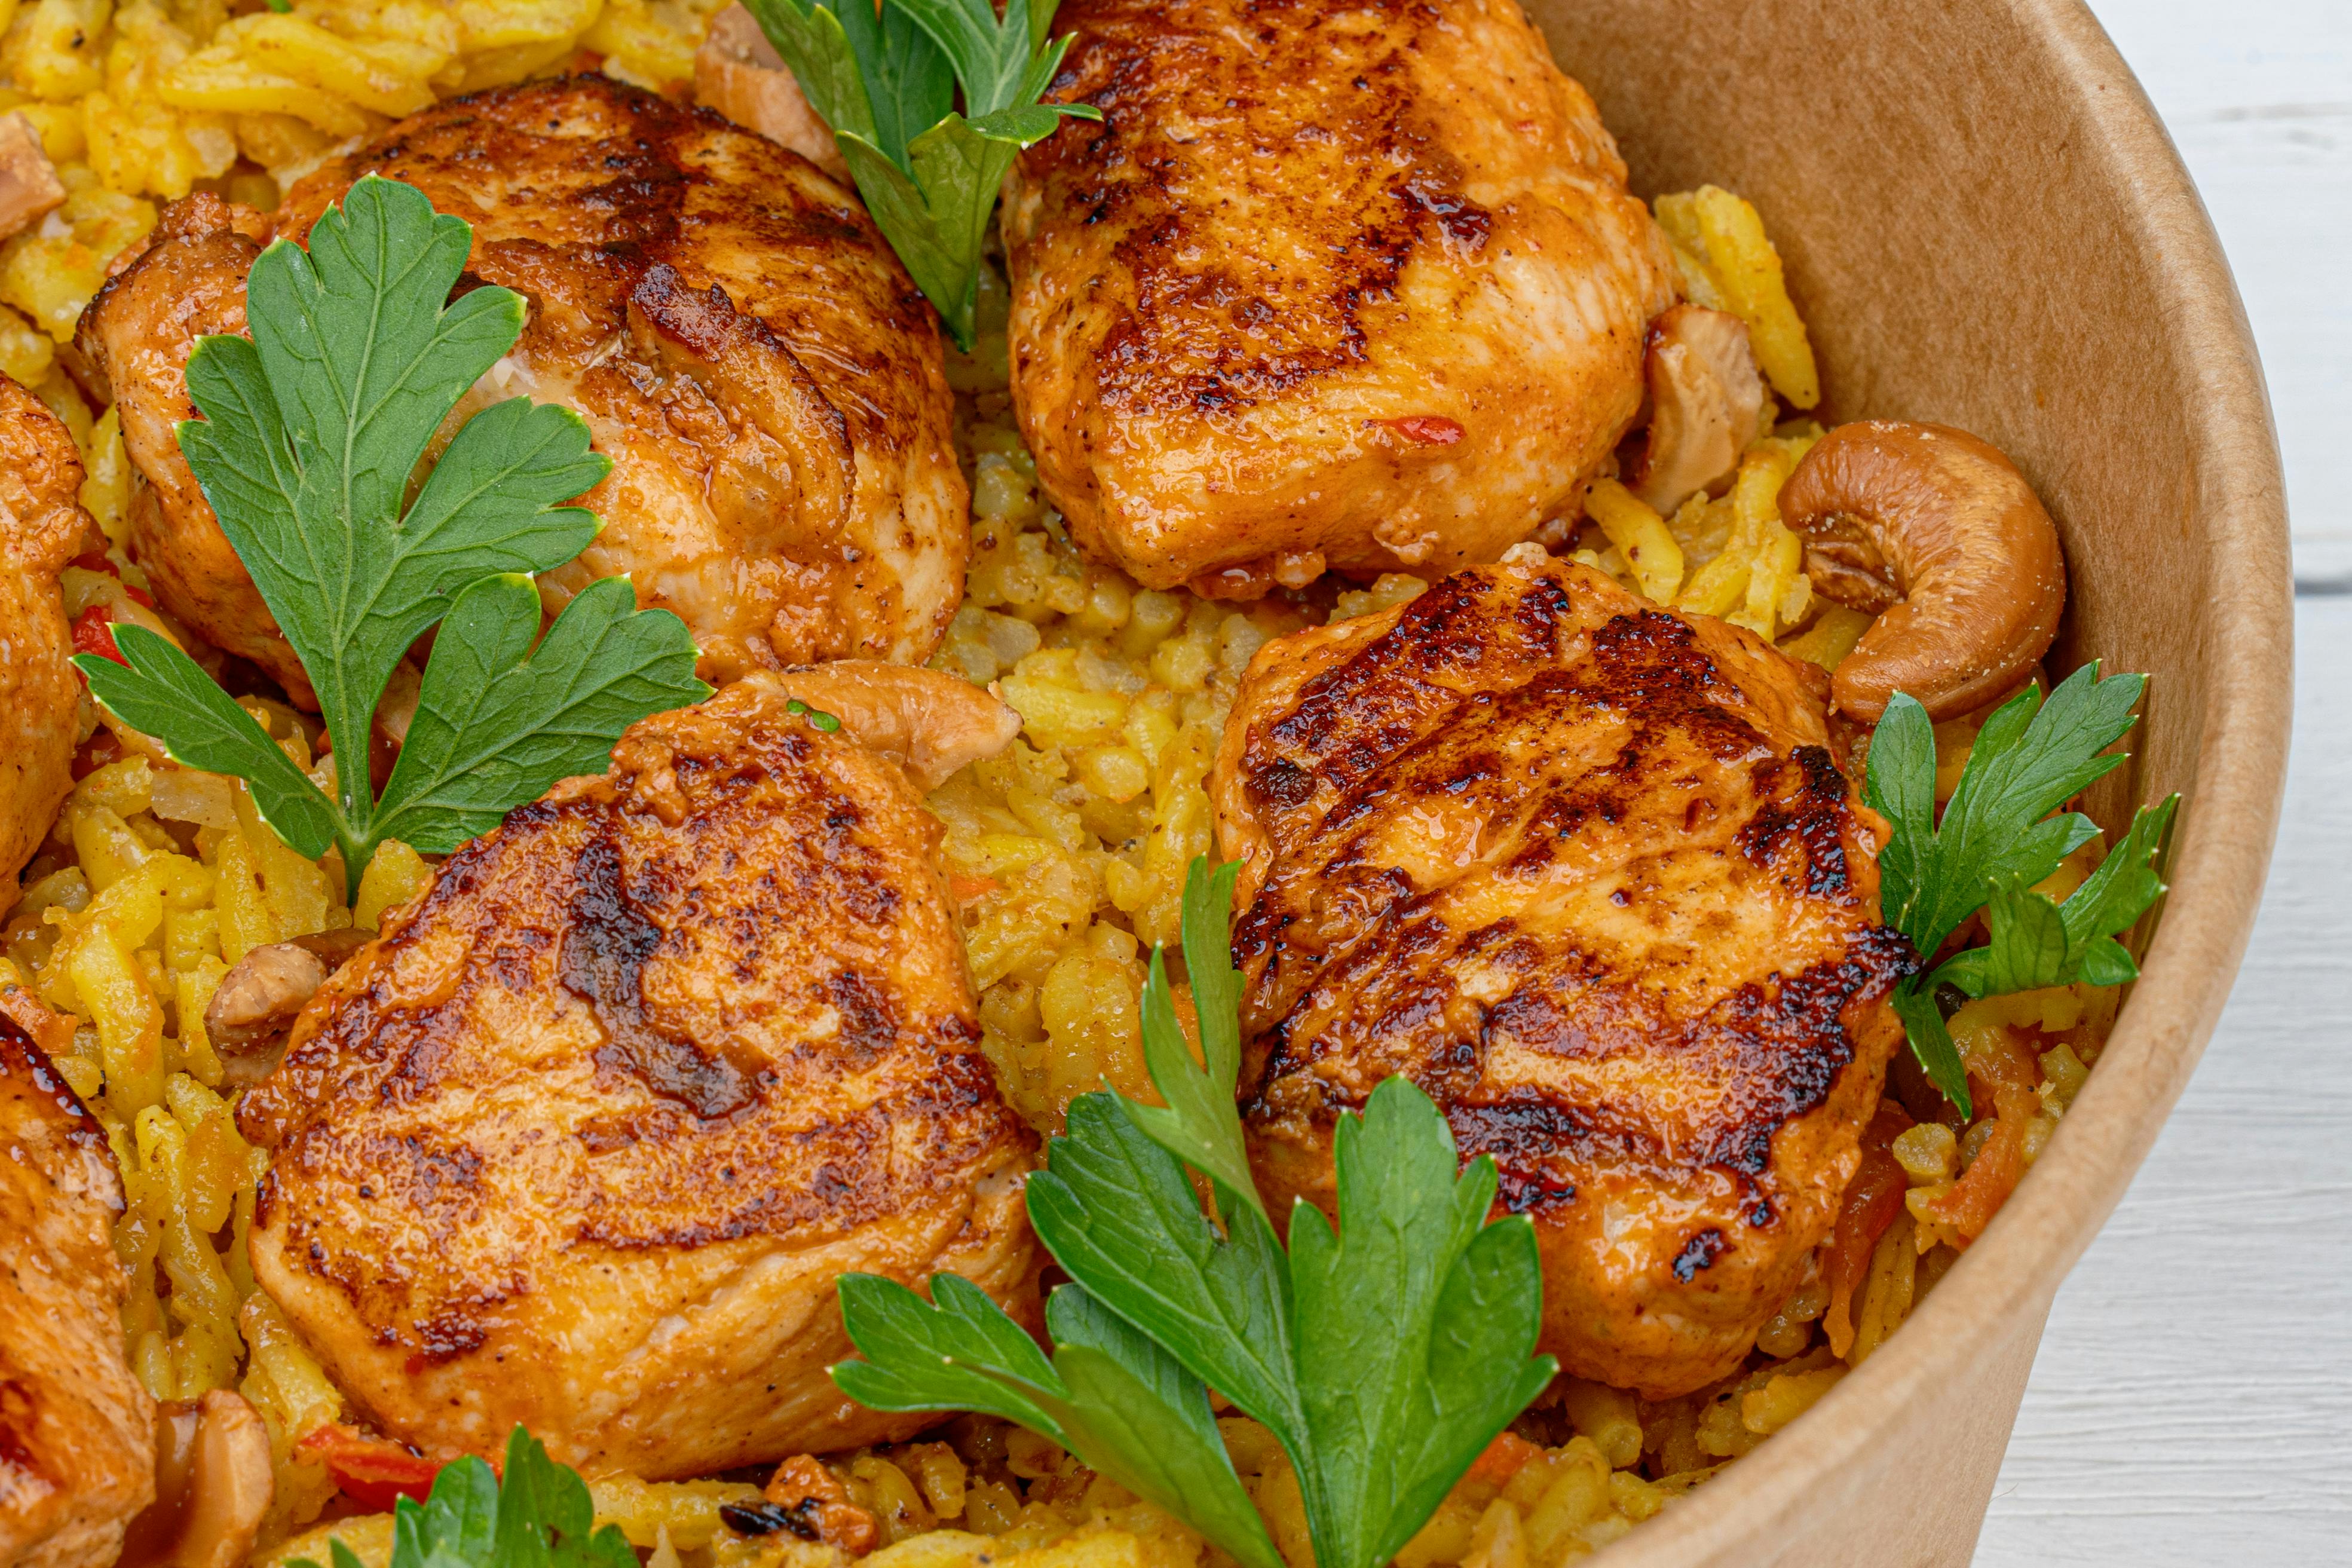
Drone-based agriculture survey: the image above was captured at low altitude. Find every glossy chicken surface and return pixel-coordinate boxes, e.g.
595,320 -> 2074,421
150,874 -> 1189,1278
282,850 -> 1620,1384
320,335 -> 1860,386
0,1017 -> 157,1568
236,672 -> 1037,1477
1004,0 -> 1675,593
0,375 -> 100,887
82,75 -> 967,688
1213,555 -> 1914,1396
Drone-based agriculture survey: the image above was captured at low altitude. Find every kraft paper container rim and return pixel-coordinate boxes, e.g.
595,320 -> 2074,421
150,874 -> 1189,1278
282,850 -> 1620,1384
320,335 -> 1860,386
1573,0 -> 2293,1560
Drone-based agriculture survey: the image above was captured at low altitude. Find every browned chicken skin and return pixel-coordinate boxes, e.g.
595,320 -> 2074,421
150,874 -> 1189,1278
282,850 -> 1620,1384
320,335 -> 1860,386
81,75 -> 968,691
0,373 -> 104,886
237,671 -> 1037,1478
1004,0 -> 1674,592
1214,555 -> 1913,1397
0,1016 -> 156,1568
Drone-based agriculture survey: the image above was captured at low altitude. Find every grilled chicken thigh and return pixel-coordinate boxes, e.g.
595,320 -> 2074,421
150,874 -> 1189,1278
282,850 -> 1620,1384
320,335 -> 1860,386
0,375 -> 101,886
81,75 -> 967,689
237,671 -> 1036,1478
1003,0 -> 1675,592
0,1017 -> 156,1568
1214,555 -> 1913,1397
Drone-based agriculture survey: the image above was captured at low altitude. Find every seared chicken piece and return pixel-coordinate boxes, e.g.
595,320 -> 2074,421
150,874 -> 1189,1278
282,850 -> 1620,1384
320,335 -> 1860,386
1,373 -> 103,886
82,76 -> 967,690
237,670 -> 1036,1478
1003,0 -> 1676,592
1214,554 -> 1913,1397
0,1016 -> 157,1568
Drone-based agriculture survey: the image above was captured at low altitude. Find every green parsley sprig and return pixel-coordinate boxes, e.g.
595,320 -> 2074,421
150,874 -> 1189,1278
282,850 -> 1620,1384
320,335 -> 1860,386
75,177 -> 708,895
291,1427 -> 634,1568
741,0 -> 1101,350
832,858 -> 1555,1568
1866,664 -> 2177,1116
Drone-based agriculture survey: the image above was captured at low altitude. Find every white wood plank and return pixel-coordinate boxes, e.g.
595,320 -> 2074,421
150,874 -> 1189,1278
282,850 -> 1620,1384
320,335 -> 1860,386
1974,595 -> 2352,1563
2082,0 -> 2352,585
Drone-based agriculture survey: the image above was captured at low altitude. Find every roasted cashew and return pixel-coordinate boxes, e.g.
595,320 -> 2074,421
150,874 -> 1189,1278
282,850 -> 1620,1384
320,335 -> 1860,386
119,1391 -> 273,1568
1622,304 -> 1772,516
768,662 -> 1020,791
1779,421 -> 2066,721
204,930 -> 369,1083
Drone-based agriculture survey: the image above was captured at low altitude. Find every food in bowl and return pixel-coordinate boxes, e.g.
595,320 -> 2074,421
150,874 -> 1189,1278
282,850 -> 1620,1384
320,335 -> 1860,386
0,4 -> 2177,1567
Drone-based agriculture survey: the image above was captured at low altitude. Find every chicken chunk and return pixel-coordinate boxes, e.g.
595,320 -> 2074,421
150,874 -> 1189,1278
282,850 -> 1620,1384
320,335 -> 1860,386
0,1015 -> 157,1568
0,373 -> 103,886
81,75 -> 967,692
1003,0 -> 1676,592
236,672 -> 1037,1478
1213,554 -> 1913,1397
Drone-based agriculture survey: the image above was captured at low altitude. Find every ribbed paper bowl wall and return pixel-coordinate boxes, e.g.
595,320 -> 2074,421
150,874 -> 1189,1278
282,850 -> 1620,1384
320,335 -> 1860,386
1521,1 -> 2292,1560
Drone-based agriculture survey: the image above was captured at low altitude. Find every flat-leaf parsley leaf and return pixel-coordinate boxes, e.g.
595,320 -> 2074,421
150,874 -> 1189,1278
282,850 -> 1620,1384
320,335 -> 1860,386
1866,664 -> 2176,1114
75,176 -> 708,892
289,1427 -> 633,1568
830,858 -> 1555,1568
742,0 -> 1100,350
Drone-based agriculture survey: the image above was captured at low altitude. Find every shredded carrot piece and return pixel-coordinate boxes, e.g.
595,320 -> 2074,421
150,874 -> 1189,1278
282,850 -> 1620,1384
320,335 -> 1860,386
1466,1430 -> 1541,1486
1822,1100 -> 1914,1357
1918,1086 -> 2038,1248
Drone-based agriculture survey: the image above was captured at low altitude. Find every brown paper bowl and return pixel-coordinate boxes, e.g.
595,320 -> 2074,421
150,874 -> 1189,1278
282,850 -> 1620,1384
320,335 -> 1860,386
1517,0 -> 2292,1560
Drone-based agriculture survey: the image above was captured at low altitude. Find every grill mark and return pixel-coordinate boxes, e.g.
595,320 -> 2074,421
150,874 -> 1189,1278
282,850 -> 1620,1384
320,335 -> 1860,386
563,823 -> 767,1120
1672,1228 -> 1728,1282
1738,745 -> 1858,899
1477,931 -> 1918,1183
1016,0 -> 1513,419
823,969 -> 901,1071
0,1012 -> 109,1162
1241,603 -> 1788,1016
1231,564 -> 1923,1258
578,1043 -> 1001,1250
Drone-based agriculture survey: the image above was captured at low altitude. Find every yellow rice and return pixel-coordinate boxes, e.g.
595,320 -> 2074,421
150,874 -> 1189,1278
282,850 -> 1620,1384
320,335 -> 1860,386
0,8 -> 2131,1561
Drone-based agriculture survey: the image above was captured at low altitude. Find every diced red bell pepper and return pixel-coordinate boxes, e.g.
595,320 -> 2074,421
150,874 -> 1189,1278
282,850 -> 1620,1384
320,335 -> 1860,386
71,604 -> 126,666
295,1424 -> 451,1511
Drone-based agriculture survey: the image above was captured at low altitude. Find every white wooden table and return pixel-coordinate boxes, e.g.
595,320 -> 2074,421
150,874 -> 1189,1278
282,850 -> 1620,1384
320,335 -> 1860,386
1976,2 -> 2352,1560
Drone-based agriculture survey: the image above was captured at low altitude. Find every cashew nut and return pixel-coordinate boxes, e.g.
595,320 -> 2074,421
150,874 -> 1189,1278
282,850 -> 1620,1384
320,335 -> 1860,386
1778,421 -> 2066,721
118,1391 -> 273,1568
1622,304 -> 1772,516
767,662 -> 1020,791
204,930 -> 368,1083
